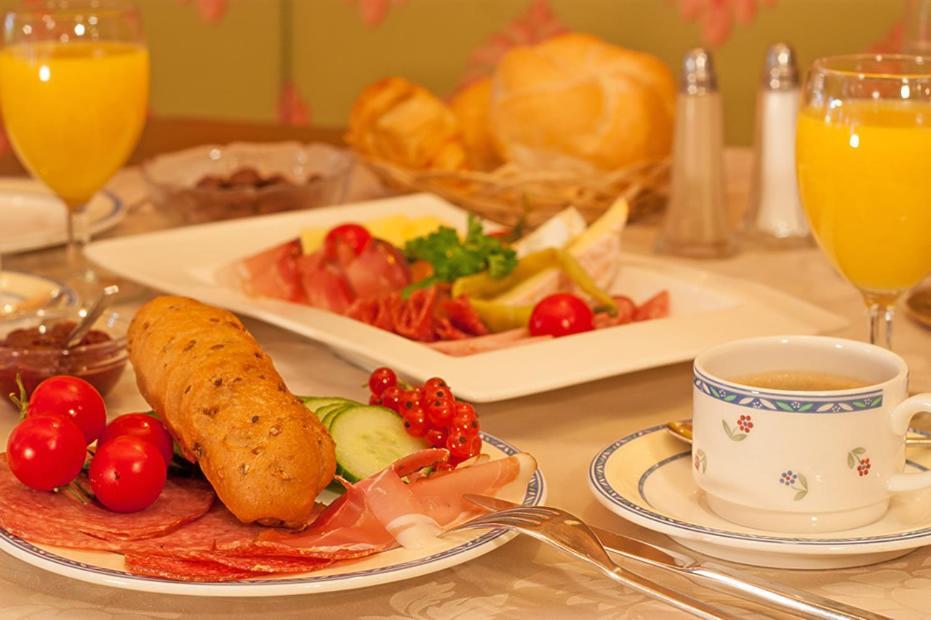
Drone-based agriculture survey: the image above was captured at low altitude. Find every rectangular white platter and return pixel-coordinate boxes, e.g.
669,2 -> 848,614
86,193 -> 847,402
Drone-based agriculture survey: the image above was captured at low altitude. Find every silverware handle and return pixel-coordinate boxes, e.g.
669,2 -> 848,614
691,563 -> 891,620
603,566 -> 729,620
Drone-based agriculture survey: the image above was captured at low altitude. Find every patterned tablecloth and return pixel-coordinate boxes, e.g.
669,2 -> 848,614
3,149 -> 931,619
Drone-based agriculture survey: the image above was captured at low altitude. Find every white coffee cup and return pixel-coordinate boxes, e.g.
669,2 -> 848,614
692,335 -> 931,533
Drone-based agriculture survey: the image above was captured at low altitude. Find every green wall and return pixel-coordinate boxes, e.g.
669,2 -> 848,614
0,0 -> 909,144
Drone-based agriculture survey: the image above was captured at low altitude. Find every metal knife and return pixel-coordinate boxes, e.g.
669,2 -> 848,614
466,495 -> 890,620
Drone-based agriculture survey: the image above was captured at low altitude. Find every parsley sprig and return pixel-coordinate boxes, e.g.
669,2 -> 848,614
403,215 -> 517,296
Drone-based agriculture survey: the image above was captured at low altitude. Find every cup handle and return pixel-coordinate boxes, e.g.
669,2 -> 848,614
887,393 -> 931,493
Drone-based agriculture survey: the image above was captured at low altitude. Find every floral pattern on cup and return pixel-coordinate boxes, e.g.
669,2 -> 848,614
848,447 -> 871,477
722,416 -> 751,441
779,469 -> 808,500
694,448 -> 707,473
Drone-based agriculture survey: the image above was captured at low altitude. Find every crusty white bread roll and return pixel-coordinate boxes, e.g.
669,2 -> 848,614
489,33 -> 676,171
346,77 -> 467,171
449,78 -> 503,171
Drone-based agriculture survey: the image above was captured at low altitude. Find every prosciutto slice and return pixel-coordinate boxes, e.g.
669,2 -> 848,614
256,449 -> 536,555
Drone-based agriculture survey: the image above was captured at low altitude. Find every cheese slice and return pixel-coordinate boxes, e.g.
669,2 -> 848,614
300,215 -> 448,254
511,207 -> 587,258
494,198 -> 629,305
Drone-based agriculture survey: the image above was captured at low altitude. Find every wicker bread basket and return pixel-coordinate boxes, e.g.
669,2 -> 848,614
360,156 -> 670,228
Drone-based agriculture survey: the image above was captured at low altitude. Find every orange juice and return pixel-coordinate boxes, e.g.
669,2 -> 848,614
0,41 -> 148,206
796,101 -> 931,296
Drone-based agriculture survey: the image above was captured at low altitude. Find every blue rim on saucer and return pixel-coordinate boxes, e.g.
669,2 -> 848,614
589,423 -> 931,549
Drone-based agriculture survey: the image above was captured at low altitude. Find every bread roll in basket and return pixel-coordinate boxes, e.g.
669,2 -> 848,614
347,33 -> 674,225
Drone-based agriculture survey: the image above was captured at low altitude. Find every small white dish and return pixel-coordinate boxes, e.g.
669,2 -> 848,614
589,423 -> 931,569
0,271 -> 77,314
0,432 -> 545,597
0,178 -> 124,254
85,194 -> 846,402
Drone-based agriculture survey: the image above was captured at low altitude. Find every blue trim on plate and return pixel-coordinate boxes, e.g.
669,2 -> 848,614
0,432 -> 543,586
590,424 -> 931,546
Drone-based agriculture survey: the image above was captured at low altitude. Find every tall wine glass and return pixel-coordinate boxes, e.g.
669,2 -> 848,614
796,54 -> 931,348
0,0 -> 148,298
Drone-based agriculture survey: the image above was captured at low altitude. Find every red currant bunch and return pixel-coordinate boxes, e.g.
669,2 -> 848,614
367,368 -> 482,464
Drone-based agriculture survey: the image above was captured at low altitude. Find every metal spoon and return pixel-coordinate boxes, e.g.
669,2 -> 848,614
666,420 -> 931,446
65,285 -> 119,347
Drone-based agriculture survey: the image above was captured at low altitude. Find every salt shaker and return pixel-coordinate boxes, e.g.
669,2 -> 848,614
656,48 -> 735,258
744,43 -> 810,246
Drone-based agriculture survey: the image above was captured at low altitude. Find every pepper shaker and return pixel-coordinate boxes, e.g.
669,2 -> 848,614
656,48 -> 735,258
744,42 -> 810,246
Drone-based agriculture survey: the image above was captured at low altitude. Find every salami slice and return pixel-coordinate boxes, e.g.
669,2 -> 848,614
127,507 -> 332,573
123,554 -> 261,583
0,454 -> 214,543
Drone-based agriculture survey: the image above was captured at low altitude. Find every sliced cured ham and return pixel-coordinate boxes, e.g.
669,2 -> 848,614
343,240 -> 411,299
346,285 -> 488,343
427,328 -> 550,356
0,455 -> 214,543
227,236 -> 412,313
225,239 -> 307,303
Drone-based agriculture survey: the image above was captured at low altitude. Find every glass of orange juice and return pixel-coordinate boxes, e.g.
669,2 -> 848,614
0,1 -> 148,297
796,54 -> 931,348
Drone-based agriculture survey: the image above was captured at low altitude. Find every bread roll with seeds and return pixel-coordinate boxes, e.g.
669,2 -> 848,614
127,296 -> 335,527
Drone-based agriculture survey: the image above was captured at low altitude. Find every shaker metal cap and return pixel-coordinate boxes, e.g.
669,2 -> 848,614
762,42 -> 799,90
681,48 -> 717,95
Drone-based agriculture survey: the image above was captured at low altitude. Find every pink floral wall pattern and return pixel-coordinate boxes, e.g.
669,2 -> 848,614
177,0 -> 228,24
348,0 -> 408,28
277,81 -> 312,127
675,0 -> 779,47
458,0 -> 568,89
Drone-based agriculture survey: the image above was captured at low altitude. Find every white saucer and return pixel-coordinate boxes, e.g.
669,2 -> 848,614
589,423 -> 931,569
0,271 -> 77,314
0,178 -> 124,254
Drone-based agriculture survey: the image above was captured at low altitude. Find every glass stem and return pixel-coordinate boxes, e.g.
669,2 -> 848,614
67,203 -> 96,286
868,302 -> 895,349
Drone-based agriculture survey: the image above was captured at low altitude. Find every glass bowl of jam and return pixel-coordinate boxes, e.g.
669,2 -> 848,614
0,308 -> 128,405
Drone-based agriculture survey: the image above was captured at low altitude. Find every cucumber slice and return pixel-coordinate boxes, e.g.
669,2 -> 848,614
301,397 -> 356,422
329,405 -> 428,482
302,396 -> 354,411
321,404 -> 354,430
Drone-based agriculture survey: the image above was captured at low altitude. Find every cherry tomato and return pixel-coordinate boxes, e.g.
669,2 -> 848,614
89,435 -> 167,513
447,430 -> 482,461
325,223 -> 372,258
402,407 -> 429,437
98,413 -> 174,466
368,367 -> 397,396
28,375 -> 107,445
528,293 -> 594,338
6,414 -> 86,491
380,386 -> 402,412
425,399 -> 453,428
426,428 -> 448,449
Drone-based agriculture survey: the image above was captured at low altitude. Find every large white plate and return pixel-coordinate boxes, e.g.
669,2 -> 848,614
0,432 -> 545,597
85,194 -> 846,402
0,177 -> 124,254
589,424 -> 931,569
